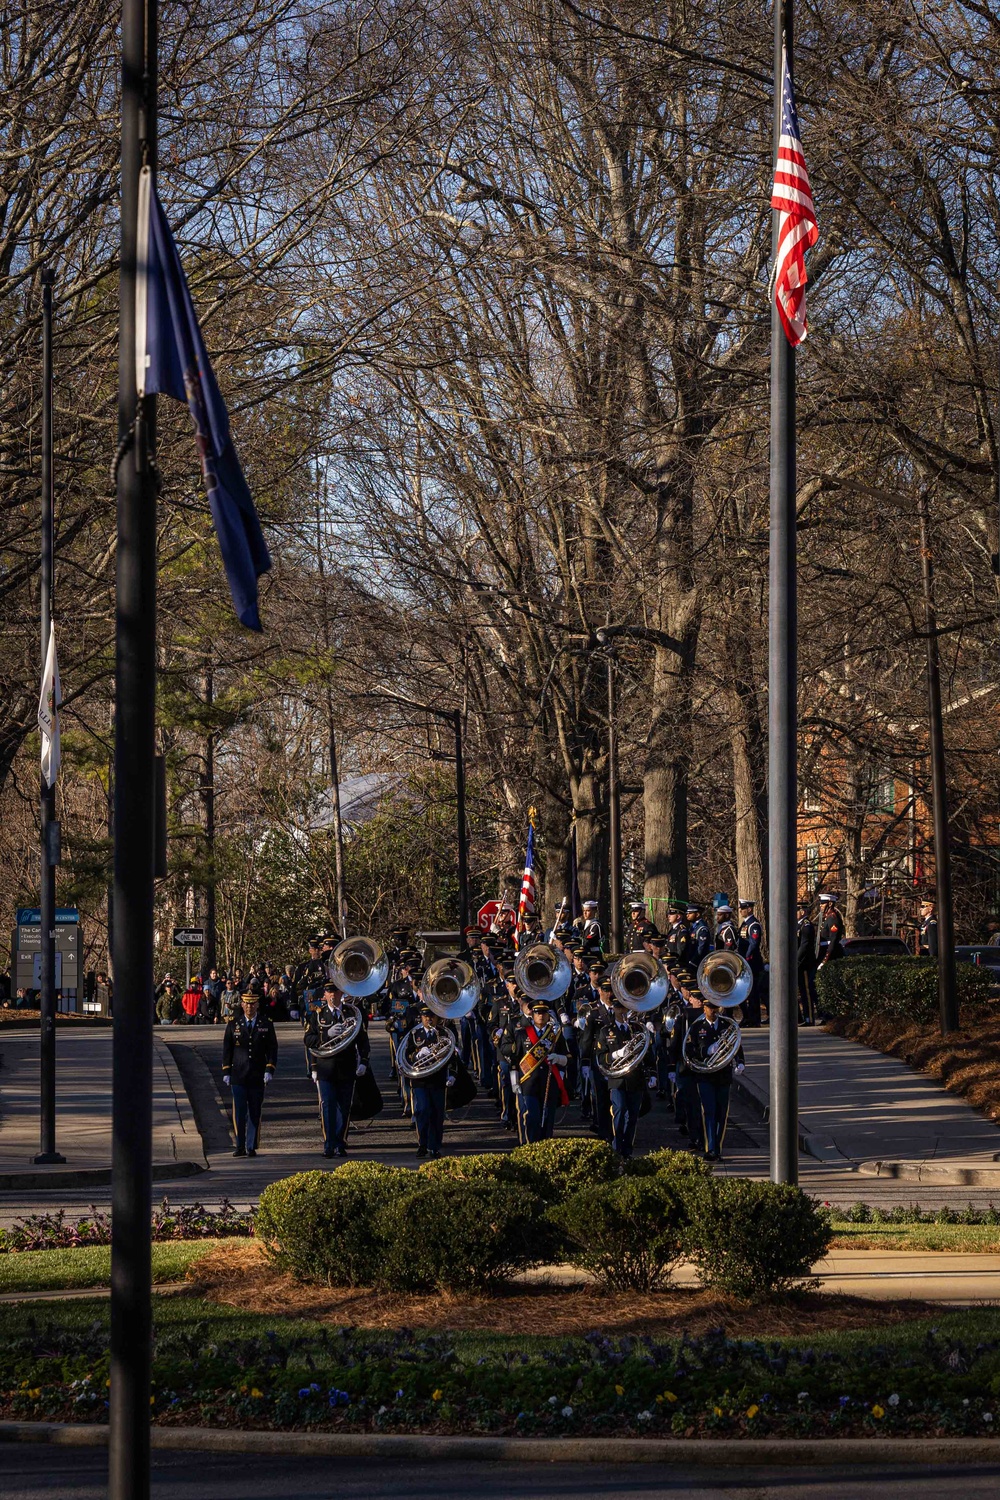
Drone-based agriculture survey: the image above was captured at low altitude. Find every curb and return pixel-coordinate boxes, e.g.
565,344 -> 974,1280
858,1160 -> 1000,1187
0,1160 -> 205,1192
733,1072 -> 853,1168
3,1422 -> 1000,1465
154,1038 -> 209,1170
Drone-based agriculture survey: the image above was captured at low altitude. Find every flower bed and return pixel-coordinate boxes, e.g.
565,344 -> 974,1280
0,1200 -> 255,1253
3,1315 -> 1000,1438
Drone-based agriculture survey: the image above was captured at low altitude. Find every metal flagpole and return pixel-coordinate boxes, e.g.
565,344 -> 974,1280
110,0 -> 157,1490
769,0 -> 799,1185
36,267 -> 65,1165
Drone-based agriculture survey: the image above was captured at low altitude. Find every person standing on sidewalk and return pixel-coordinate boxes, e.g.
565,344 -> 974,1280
797,901 -> 818,1025
222,992 -> 277,1157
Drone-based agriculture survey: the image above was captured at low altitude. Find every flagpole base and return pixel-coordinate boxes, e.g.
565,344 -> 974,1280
33,1152 -> 67,1165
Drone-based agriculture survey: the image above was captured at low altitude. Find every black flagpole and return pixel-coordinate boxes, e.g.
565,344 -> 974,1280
110,0 -> 157,1491
769,0 -> 799,1186
36,267 -> 65,1165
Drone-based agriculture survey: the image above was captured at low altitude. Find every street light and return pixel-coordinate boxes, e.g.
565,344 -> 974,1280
370,690 -> 469,936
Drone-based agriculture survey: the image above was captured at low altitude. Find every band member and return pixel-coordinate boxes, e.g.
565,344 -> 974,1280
682,997 -> 746,1161
817,893 -> 845,966
918,898 -> 939,958
579,975 -> 615,1139
222,991 -> 277,1157
305,982 -> 371,1158
797,901 -> 818,1025
504,998 -> 568,1143
473,935 -> 503,1092
737,899 -> 764,1028
666,970 -> 704,1151
596,996 -> 650,1159
292,937 -> 328,1012
385,959 -> 419,1101
714,904 -> 739,951
687,903 -> 712,966
406,1003 -> 454,1158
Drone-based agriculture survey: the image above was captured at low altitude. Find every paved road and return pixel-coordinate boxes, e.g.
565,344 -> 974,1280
3,1448 -> 1000,1499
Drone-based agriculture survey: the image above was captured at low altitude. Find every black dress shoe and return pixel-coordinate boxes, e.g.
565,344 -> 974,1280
416,1145 -> 428,1157
232,1147 -> 247,1157
323,1149 -> 335,1158
247,1148 -> 257,1157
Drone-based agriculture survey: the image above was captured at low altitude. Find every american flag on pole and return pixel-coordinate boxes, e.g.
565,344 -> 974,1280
516,809 -> 538,944
771,45 -> 818,347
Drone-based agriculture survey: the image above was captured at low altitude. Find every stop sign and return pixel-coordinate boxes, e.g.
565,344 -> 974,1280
477,900 -> 501,931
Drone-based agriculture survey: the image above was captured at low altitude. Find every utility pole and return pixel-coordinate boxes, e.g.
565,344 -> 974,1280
36,267 -> 64,1165
315,495 -> 347,937
453,709 -> 469,936
769,0 -> 799,1185
110,0 -> 157,1493
200,663 -> 216,973
917,490 -> 959,1034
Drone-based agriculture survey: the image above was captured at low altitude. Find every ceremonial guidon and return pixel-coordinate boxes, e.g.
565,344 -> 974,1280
222,990 -> 277,1157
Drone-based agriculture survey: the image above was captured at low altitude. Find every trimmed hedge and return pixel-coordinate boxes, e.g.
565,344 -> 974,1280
624,1147 -> 712,1182
377,1180 -> 551,1290
255,1164 -> 416,1286
816,956 -> 991,1022
416,1152 -> 511,1187
507,1137 -> 621,1200
551,1175 -> 689,1290
683,1178 -> 833,1300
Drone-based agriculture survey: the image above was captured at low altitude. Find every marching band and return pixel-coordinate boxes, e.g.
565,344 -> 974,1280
225,893 -> 783,1167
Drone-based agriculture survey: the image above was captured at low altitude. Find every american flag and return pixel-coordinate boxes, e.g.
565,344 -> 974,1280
771,46 -> 818,347
517,812 -> 537,942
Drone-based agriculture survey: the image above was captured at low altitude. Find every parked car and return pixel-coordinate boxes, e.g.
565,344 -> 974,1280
955,945 -> 1000,971
842,936 -> 910,957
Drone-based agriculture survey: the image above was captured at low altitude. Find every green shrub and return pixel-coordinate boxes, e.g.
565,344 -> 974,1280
508,1137 -> 621,1201
416,1152 -> 513,1185
624,1147 -> 712,1182
255,1164 -> 416,1286
684,1179 -> 832,1300
550,1176 -> 689,1291
816,957 -> 991,1023
376,1180 -> 550,1291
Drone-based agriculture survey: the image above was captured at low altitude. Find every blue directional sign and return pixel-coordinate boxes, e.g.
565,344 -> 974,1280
16,907 -> 79,926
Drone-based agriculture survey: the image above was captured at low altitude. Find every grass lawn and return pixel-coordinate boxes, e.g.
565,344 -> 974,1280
828,1221 -> 1000,1252
0,1240 -> 221,1294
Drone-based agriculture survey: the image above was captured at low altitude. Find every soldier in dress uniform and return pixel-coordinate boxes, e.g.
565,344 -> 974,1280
666,968 -> 705,1152
385,956 -> 420,1103
579,974 -> 615,1139
292,938 -> 327,1014
626,899 -> 659,949
687,903 -> 711,967
714,904 -> 739,952
817,893 -> 845,967
574,899 -> 604,957
664,901 -> 693,967
222,991 -> 277,1157
737,898 -> 764,1028
918,899 -> 939,958
405,1003 -> 455,1158
797,901 -> 818,1025
681,995 -> 746,1162
596,996 -> 650,1159
493,968 -> 522,1128
305,982 -> 371,1158
503,998 -> 568,1144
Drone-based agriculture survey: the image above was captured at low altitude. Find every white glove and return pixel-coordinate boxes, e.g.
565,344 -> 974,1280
707,1041 -> 720,1057
581,1065 -> 591,1083
548,1052 -> 568,1067
645,1020 -> 655,1033
446,1075 -> 456,1087
290,1009 -> 299,1021
735,1063 -> 745,1075
415,1047 -> 434,1066
559,1013 -> 570,1025
610,1047 -> 627,1065
668,1071 -> 676,1084
222,1073 -> 231,1086
263,1072 -> 272,1086
356,1063 -> 367,1077
326,1023 -> 341,1040
311,1070 -> 318,1082
575,1016 -> 587,1030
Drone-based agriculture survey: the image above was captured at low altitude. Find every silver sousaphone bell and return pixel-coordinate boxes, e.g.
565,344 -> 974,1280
513,943 -> 572,1004
396,957 -> 480,1081
312,935 -> 389,1059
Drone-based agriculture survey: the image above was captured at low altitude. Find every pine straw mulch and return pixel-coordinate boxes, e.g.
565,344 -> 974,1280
185,1241 -> 940,1339
826,1012 -> 1000,1123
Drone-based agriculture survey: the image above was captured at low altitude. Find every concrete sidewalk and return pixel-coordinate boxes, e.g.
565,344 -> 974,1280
0,1028 -> 206,1188
737,1028 -> 1000,1183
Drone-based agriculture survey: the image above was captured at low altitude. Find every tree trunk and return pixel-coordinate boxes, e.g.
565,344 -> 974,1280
570,768 -> 606,907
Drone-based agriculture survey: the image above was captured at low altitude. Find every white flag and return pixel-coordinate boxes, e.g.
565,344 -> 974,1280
38,623 -> 61,788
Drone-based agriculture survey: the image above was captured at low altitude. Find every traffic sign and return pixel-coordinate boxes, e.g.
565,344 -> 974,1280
16,907 -> 79,926
477,900 -> 500,932
172,927 -> 204,947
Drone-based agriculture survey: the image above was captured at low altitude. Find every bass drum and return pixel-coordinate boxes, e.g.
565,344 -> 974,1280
446,1056 -> 477,1111
350,1065 -> 384,1121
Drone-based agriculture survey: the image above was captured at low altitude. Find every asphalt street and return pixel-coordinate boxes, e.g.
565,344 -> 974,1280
3,1449 -> 1000,1500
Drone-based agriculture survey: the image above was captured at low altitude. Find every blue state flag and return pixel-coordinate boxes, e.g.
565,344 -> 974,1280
135,166 -> 271,629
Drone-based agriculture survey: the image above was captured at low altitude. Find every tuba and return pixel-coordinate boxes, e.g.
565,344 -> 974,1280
513,943 -> 572,1004
311,934 -> 389,1059
396,957 -> 480,1082
681,951 -> 751,1074
596,952 -> 669,1082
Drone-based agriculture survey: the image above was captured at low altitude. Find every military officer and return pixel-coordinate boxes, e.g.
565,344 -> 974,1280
664,902 -> 693,967
737,899 -> 764,1027
504,998 -> 568,1143
596,996 -> 650,1159
222,991 -> 277,1157
626,899 -> 660,949
682,996 -> 746,1162
817,893 -> 845,966
714,903 -> 739,952
574,899 -> 604,956
687,903 -> 712,967
305,981 -> 371,1157
918,898 -> 939,958
797,901 -> 818,1025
